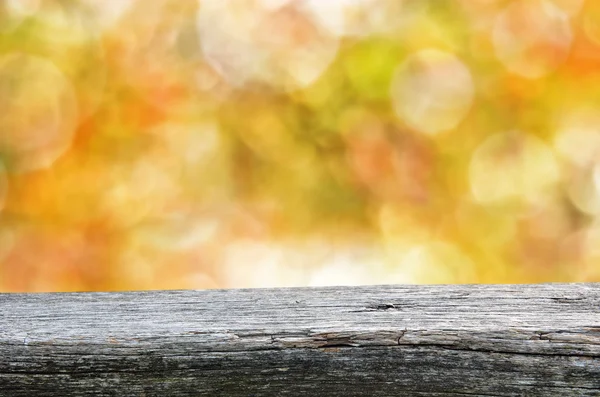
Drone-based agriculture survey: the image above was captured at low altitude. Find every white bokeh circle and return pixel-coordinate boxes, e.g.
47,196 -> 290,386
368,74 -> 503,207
391,49 -> 474,135
492,0 -> 572,79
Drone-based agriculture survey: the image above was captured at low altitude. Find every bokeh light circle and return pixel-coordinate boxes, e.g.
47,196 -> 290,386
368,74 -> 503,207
197,1 -> 339,90
553,107 -> 600,215
566,166 -> 600,216
492,0 -> 572,79
101,157 -> 183,227
302,0 -> 413,38
554,107 -> 600,168
3,0 -> 600,291
223,239 -> 308,288
17,2 -> 108,121
390,49 -> 474,135
469,131 -> 560,206
0,53 -> 78,172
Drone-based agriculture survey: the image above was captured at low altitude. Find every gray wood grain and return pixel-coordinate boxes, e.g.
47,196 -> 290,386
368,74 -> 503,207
1,283 -> 600,396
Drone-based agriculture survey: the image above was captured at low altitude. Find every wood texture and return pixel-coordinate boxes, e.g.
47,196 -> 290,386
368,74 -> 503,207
1,283 -> 600,396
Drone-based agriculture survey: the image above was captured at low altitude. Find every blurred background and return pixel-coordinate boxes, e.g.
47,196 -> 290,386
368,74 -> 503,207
0,0 -> 600,292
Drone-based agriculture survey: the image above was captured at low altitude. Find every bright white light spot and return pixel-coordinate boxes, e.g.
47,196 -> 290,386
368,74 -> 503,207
308,261 -> 375,287
197,2 -> 272,87
302,0 -> 351,37
308,245 -> 382,286
391,49 -> 474,135
222,240 -> 309,288
492,0 -> 572,78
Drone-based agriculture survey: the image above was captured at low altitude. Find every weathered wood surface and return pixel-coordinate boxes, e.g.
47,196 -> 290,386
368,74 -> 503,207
1,283 -> 599,396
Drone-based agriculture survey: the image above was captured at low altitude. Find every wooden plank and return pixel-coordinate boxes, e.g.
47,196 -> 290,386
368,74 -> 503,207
1,283 -> 599,396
